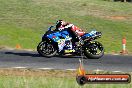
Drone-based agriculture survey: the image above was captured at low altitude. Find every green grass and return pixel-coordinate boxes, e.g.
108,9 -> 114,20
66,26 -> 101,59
0,69 -> 131,88
0,0 -> 132,53
0,76 -> 131,88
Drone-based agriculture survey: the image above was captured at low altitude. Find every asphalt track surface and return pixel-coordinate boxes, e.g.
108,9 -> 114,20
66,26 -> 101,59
0,49 -> 132,72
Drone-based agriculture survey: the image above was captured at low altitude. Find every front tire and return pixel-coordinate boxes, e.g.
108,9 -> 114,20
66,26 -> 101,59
37,41 -> 57,57
84,41 -> 104,59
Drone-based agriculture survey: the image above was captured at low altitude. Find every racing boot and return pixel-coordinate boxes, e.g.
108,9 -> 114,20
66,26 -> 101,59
78,37 -> 84,45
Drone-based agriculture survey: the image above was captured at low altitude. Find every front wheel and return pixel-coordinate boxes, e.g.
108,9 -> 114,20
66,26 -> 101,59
37,41 -> 57,57
84,41 -> 104,59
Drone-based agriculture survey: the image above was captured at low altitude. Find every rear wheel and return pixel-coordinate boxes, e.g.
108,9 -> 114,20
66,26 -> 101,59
37,41 -> 57,57
84,41 -> 104,59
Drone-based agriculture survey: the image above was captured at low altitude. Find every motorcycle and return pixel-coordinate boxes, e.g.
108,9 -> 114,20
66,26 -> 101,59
37,26 -> 104,59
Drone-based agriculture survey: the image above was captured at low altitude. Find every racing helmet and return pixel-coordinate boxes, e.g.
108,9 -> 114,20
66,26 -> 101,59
56,20 -> 65,29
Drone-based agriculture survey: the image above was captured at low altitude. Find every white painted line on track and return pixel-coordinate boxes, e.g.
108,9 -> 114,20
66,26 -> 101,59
66,69 -> 76,71
11,66 -> 27,69
112,71 -> 123,73
94,69 -> 104,72
38,68 -> 54,70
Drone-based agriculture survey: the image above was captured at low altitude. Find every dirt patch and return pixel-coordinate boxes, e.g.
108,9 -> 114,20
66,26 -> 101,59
0,68 -> 77,78
106,16 -> 127,20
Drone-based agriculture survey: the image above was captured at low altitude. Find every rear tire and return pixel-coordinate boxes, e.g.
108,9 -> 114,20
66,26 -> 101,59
84,41 -> 104,59
37,41 -> 57,57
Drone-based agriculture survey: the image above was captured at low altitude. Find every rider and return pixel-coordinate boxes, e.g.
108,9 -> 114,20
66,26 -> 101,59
55,20 -> 85,45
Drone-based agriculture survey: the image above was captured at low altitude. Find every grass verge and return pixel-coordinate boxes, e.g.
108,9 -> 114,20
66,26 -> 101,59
0,68 -> 131,88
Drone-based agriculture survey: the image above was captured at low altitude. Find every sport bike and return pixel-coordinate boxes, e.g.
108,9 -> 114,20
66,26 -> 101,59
37,26 -> 104,59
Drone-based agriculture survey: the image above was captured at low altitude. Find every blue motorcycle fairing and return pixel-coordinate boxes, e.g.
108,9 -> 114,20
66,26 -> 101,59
81,30 -> 97,39
46,30 -> 70,42
46,30 -> 72,52
46,31 -> 61,42
81,33 -> 91,39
